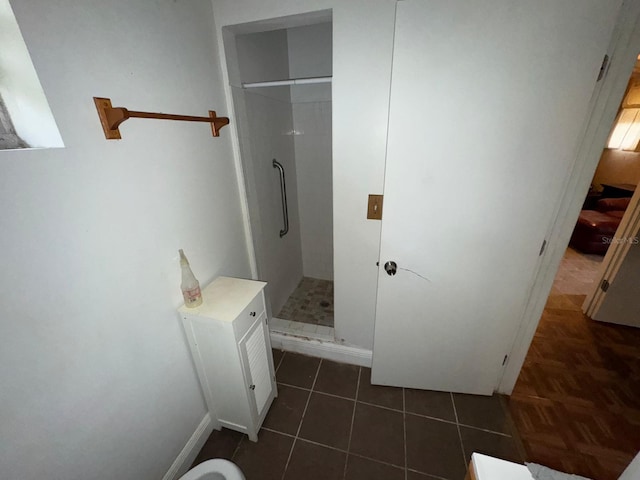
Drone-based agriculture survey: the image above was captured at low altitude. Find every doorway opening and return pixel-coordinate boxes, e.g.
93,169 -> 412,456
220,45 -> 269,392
507,55 -> 640,480
223,12 -> 335,341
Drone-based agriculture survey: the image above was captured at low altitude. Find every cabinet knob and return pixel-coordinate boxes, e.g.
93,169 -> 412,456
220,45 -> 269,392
250,311 -> 256,317
249,384 -> 255,390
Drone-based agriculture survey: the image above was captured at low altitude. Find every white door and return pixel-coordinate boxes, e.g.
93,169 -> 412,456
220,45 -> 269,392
592,240 -> 640,327
371,0 -> 618,394
584,187 -> 640,327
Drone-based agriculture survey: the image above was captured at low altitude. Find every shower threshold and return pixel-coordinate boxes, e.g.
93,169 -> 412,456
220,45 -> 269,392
268,320 -> 371,368
269,317 -> 334,342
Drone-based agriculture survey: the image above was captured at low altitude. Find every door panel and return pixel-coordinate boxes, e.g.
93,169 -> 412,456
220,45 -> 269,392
585,186 -> 640,327
372,0 -> 619,394
594,239 -> 640,327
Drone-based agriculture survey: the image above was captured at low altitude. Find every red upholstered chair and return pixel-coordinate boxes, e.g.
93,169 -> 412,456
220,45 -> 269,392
569,197 -> 631,254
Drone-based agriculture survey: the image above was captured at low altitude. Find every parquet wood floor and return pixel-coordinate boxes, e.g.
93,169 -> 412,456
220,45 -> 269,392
509,293 -> 640,480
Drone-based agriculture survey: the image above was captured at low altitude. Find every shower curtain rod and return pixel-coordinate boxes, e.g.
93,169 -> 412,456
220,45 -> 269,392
242,76 -> 332,88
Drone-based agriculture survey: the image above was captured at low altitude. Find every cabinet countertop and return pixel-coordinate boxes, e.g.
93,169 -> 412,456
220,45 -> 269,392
469,453 -> 533,480
178,276 -> 266,322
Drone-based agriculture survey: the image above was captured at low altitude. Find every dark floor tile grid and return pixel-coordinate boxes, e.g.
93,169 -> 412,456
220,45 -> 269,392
193,351 -> 526,480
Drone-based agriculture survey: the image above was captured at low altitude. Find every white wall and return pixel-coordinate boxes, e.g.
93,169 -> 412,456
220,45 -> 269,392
287,23 -> 332,79
592,149 -> 640,189
619,452 -> 640,480
212,0 -> 396,348
0,1 -> 250,479
288,22 -> 333,280
232,30 -> 304,314
236,29 -> 290,84
0,0 -> 63,148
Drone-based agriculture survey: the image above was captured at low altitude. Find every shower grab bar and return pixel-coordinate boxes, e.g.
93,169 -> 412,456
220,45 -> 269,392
272,159 -> 289,237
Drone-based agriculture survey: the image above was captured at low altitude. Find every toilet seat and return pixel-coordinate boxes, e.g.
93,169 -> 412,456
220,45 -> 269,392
179,459 -> 245,480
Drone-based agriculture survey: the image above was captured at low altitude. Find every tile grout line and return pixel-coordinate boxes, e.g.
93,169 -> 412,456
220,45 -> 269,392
403,387 -> 408,480
280,358 -> 323,480
456,423 -> 511,438
262,429 -> 409,472
407,467 -> 450,480
274,349 -> 286,373
451,392 -> 468,472
262,426 -> 297,439
275,380 -> 513,437
342,366 -> 362,480
230,435 -> 244,462
498,394 -> 529,463
348,451 -> 404,472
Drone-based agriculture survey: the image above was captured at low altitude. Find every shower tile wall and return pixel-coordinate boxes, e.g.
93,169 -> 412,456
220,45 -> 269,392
288,22 -> 333,282
241,88 -> 304,315
233,28 -> 305,316
292,99 -> 333,281
232,24 -> 333,323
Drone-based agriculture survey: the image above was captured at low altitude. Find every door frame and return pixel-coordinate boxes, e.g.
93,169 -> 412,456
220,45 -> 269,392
218,12 -> 335,317
498,0 -> 640,393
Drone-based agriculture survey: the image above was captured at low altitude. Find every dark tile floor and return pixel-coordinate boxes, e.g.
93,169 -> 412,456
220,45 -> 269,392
277,277 -> 334,327
193,351 -> 526,480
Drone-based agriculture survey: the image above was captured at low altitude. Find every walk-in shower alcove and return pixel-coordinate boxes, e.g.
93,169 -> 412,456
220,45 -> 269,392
224,13 -> 334,338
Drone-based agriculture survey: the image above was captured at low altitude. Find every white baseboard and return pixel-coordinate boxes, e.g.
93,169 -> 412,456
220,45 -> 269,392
270,331 -> 372,367
162,413 -> 214,480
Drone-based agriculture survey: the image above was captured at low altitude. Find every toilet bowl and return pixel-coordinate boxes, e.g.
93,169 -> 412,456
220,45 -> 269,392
179,459 -> 245,480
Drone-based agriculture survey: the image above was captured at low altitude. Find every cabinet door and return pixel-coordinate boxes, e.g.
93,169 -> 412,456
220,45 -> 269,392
240,317 -> 272,417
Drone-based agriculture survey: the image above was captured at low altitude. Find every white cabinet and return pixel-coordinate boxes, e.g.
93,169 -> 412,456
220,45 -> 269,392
179,276 -> 277,442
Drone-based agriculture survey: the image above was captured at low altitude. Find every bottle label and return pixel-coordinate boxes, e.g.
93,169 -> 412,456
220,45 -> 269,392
183,286 -> 202,305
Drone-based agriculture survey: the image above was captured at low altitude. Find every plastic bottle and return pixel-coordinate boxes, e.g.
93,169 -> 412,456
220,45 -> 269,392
179,249 -> 202,308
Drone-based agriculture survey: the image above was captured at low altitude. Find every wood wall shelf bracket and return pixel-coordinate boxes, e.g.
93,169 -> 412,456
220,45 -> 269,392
93,97 -> 230,140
